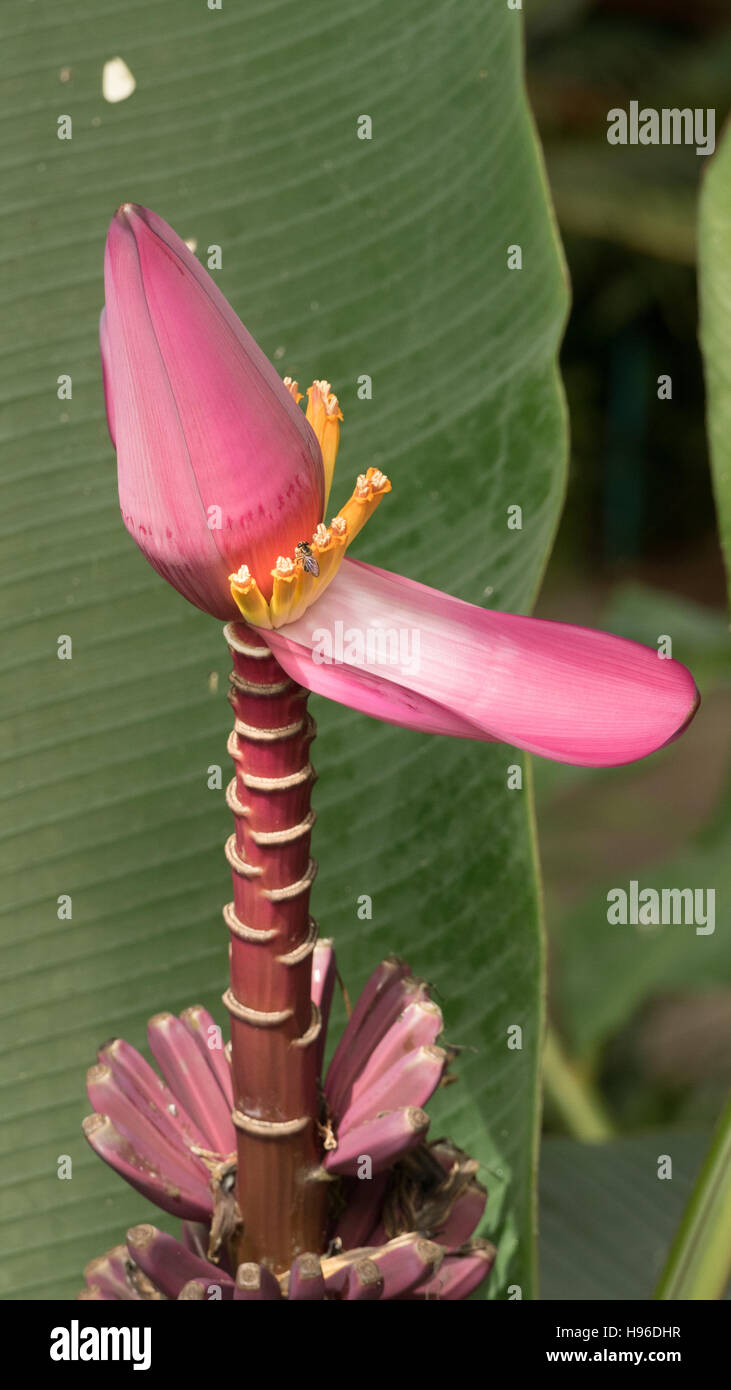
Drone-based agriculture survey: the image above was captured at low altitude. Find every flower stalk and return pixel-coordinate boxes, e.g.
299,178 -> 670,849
222,619 -> 328,1271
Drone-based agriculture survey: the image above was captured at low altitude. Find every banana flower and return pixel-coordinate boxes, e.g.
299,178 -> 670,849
101,204 -> 699,768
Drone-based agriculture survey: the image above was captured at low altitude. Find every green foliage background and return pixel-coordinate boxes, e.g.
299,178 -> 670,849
700,120 -> 731,605
0,2 -> 568,1297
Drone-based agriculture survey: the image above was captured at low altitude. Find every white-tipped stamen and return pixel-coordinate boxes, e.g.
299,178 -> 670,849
230,564 -> 251,585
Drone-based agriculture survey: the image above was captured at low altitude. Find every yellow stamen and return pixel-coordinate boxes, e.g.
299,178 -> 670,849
269,554 -> 305,627
306,380 -> 343,511
283,376 -> 303,404
338,466 -> 391,543
281,521 -> 348,626
229,384 -> 390,631
229,565 -> 273,630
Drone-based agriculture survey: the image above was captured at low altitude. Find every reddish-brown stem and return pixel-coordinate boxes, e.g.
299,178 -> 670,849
222,621 -> 329,1272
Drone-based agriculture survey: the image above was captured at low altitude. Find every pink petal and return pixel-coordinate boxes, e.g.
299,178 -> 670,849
103,203 -> 323,617
99,308 -> 115,447
264,559 -> 700,767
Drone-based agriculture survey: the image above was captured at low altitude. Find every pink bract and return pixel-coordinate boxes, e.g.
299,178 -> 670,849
102,203 -> 323,618
265,558 -> 700,767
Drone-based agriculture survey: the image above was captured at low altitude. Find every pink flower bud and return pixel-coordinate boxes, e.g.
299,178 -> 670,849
101,203 -> 324,618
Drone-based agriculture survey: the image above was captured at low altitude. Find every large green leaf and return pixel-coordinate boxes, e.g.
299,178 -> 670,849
540,1132 -> 717,1300
0,1 -> 568,1298
551,778 -> 730,1059
543,585 -> 730,1059
699,120 -> 731,603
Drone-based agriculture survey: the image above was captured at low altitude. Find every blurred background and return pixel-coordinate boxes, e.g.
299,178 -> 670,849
526,0 -> 731,1296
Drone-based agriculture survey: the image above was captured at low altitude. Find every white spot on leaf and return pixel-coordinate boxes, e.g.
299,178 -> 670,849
102,57 -> 136,104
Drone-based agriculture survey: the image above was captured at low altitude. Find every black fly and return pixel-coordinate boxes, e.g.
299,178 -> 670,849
295,541 -> 320,577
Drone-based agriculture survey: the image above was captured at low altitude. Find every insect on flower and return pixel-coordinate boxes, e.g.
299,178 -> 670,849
295,540 -> 320,577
